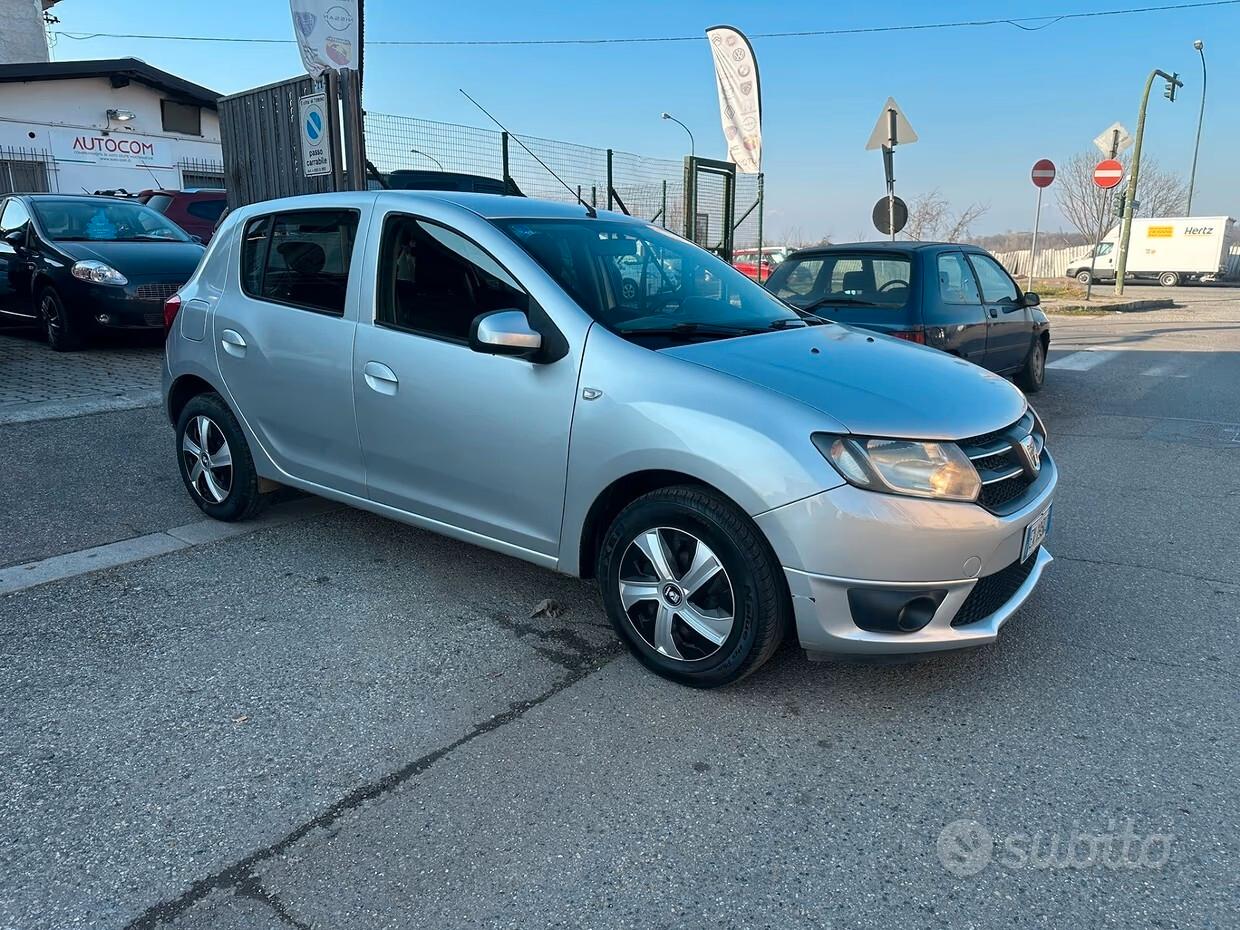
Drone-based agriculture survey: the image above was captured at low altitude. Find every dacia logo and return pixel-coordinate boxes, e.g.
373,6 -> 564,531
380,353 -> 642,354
1019,435 -> 1041,476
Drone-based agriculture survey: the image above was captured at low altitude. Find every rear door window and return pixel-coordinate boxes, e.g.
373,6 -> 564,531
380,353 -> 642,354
187,199 -> 227,222
937,252 -> 982,305
240,209 -> 359,315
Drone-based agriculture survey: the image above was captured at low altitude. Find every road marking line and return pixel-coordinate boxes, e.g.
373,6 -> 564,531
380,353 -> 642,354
1046,348 -> 1120,371
1140,363 -> 1190,379
0,497 -> 341,596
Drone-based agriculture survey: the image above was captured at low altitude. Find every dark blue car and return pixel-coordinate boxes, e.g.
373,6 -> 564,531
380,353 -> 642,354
764,242 -> 1050,392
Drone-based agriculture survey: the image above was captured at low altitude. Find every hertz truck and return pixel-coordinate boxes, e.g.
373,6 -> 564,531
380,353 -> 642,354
1066,216 -> 1235,287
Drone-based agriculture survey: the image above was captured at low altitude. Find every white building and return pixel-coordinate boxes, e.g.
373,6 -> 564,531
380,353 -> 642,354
0,58 -> 224,195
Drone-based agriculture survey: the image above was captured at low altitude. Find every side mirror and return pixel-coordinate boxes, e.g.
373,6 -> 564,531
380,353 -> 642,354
469,309 -> 542,359
1023,291 -> 1041,307
2,228 -> 24,248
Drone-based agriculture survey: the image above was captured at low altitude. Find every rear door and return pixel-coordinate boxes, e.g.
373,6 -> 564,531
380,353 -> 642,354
966,251 -> 1033,373
212,207 -> 367,495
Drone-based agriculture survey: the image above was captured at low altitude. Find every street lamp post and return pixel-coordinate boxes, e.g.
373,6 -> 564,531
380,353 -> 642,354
660,112 -> 695,158
409,147 -> 444,170
1113,67 -> 1182,296
1186,39 -> 1207,214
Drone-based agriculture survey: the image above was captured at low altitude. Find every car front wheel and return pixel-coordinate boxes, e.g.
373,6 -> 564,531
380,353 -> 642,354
1075,270 -> 1093,285
1159,271 -> 1181,287
597,486 -> 788,688
40,287 -> 83,351
176,393 -> 267,522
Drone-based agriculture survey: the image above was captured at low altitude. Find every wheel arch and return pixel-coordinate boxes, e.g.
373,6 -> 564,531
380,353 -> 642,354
576,469 -> 734,580
167,373 -> 227,425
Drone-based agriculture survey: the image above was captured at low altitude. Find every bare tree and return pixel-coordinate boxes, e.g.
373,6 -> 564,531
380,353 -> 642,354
1055,150 -> 1188,242
903,189 -> 989,242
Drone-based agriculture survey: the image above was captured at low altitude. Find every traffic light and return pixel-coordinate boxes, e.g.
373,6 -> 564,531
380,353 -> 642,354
1114,192 -> 1126,214
1164,72 -> 1181,101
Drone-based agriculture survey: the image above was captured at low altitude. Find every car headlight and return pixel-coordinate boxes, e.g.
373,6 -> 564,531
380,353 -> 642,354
813,433 -> 981,502
71,260 -> 128,286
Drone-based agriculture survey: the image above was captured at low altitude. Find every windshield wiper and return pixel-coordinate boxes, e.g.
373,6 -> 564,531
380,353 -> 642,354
799,296 -> 880,311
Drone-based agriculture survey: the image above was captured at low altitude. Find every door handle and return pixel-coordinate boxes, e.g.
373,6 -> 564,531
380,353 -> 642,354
987,308 -> 999,319
220,329 -> 247,357
363,360 -> 399,395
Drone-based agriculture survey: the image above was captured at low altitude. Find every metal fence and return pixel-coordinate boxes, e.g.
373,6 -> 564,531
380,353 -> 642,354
0,145 -> 54,194
363,111 -> 763,250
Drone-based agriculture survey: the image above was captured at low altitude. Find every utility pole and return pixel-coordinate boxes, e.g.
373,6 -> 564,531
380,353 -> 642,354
1186,40 -> 1207,214
1114,68 -> 1182,296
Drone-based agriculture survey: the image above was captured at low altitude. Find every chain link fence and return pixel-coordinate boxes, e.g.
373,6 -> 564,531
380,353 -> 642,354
363,111 -> 762,254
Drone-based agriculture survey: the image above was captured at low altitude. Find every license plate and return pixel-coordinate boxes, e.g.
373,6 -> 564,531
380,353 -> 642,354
1021,506 -> 1051,562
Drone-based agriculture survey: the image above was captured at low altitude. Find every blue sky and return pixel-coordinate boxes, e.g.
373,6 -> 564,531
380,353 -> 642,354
47,0 -> 1239,240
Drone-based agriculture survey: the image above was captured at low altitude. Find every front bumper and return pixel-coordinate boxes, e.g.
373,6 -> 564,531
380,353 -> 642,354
67,279 -> 182,329
757,453 -> 1057,657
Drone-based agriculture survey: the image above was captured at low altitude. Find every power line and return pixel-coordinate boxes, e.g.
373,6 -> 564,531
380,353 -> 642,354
52,0 -> 1240,48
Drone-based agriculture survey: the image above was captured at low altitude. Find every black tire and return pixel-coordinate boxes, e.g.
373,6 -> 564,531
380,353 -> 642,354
175,393 -> 267,522
621,279 -> 638,300
1159,271 -> 1180,288
596,485 -> 788,688
1016,335 -> 1046,393
39,287 -> 84,351
1074,270 -> 1093,285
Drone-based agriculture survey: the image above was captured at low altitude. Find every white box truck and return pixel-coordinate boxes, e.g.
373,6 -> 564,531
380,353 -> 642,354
1066,216 -> 1235,287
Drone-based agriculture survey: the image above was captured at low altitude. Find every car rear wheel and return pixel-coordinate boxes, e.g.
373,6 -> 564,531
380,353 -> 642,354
1159,271 -> 1181,287
40,287 -> 83,352
1017,335 -> 1046,393
1074,270 -> 1093,285
176,393 -> 267,522
597,486 -> 788,688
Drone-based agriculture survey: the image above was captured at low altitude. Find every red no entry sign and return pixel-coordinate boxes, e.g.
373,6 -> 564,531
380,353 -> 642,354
1093,159 -> 1124,189
1031,158 -> 1056,188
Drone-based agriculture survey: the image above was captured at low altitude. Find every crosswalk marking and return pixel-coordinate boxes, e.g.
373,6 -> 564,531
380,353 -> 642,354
1046,348 -> 1120,371
1140,363 -> 1190,378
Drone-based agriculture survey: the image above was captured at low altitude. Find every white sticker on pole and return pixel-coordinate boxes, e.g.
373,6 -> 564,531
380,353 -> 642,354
299,92 -> 331,177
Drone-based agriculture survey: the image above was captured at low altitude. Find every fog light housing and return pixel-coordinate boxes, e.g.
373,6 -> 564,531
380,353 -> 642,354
847,587 -> 948,634
96,313 -> 111,324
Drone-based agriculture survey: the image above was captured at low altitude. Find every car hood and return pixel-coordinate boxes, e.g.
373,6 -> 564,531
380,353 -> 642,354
662,324 -> 1028,440
53,239 -> 205,278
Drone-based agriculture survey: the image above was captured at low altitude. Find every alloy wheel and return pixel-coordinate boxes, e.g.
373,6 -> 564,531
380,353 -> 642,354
41,294 -> 62,340
617,526 -> 735,661
181,415 -> 233,503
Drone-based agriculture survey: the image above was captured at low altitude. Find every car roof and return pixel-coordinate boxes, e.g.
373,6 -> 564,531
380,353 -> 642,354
10,193 -> 144,206
787,241 -> 982,258
225,190 -> 643,224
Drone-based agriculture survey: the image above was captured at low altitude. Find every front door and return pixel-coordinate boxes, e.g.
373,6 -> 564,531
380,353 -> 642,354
967,252 -> 1033,373
0,198 -> 35,318
212,208 -> 366,495
351,211 -> 580,557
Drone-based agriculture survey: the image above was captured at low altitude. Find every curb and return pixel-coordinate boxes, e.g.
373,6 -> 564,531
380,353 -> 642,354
1046,298 -> 1177,314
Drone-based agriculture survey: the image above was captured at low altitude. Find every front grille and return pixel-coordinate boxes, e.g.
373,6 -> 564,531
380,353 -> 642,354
951,550 -> 1040,626
958,410 -> 1044,514
134,281 -> 184,302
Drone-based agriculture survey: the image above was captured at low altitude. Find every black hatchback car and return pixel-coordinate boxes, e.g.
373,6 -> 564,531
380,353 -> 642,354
0,194 -> 205,350
764,242 -> 1049,392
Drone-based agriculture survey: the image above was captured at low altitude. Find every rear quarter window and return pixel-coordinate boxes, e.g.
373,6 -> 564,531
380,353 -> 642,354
144,194 -> 174,213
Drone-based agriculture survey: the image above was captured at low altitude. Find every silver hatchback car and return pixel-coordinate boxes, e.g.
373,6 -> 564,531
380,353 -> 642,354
163,192 -> 1056,687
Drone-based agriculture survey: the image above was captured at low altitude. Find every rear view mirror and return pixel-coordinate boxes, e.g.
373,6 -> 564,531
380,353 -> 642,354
469,309 -> 542,359
2,229 -> 23,247
1023,291 -> 1041,307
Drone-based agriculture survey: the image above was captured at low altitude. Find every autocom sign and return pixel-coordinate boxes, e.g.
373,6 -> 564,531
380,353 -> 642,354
53,131 -> 162,164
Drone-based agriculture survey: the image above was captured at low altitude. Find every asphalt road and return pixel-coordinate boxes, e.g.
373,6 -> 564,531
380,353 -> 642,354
1,288 -> 1237,929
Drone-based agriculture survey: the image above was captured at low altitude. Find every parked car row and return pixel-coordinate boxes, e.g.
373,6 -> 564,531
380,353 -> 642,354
161,190 -> 1056,688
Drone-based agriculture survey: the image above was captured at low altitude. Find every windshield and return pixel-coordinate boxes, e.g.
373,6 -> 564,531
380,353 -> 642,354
767,252 -> 913,315
497,218 -> 806,339
31,199 -> 190,243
